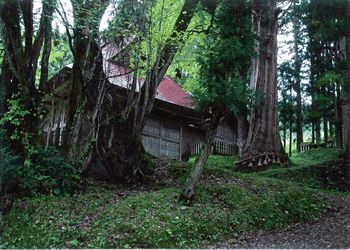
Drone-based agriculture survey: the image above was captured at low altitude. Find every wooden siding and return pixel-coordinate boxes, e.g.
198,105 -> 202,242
215,119 -> 236,143
190,140 -> 237,156
141,118 -> 182,160
184,119 -> 238,158
43,98 -> 67,146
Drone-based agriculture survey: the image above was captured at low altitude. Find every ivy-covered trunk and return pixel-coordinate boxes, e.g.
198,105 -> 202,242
62,0 -> 199,182
0,0 -> 55,158
60,0 -> 111,160
235,0 -> 288,170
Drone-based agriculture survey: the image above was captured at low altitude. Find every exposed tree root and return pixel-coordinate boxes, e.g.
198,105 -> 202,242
235,152 -> 289,171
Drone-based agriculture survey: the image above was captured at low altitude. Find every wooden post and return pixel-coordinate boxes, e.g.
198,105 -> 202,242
179,125 -> 183,161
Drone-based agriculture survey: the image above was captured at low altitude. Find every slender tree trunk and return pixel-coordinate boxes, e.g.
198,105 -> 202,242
179,112 -> 221,203
335,81 -> 343,147
316,120 -> 321,145
293,16 -> 303,153
235,0 -> 288,170
312,121 -> 315,144
289,123 -> 293,156
323,117 -> 328,143
329,121 -> 334,140
0,54 -> 19,148
342,0 -> 350,187
283,121 -> 287,149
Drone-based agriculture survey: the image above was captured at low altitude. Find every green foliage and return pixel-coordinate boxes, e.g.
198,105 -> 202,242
0,93 -> 47,178
0,93 -> 78,197
191,0 -> 254,115
316,71 -> 343,88
104,0 -> 185,75
48,29 -> 74,78
0,145 -> 80,196
0,94 -> 30,141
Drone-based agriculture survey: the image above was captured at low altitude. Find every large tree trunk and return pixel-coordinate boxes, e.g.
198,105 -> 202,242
61,0 -> 109,161
62,0 -> 199,182
235,0 -> 288,170
179,112 -> 221,203
237,116 -> 249,156
96,0 -> 199,182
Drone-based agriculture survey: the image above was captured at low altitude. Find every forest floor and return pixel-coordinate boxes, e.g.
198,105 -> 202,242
214,149 -> 350,249
1,148 -> 350,248
215,194 -> 350,248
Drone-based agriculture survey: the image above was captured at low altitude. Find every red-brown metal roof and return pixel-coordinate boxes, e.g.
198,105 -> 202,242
156,76 -> 194,109
101,42 -> 194,109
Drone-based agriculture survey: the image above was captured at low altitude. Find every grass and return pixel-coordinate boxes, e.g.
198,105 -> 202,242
256,148 -> 347,191
1,148 -> 346,248
290,147 -> 344,166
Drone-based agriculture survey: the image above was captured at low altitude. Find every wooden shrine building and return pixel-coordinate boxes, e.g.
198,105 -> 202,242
42,42 -> 238,161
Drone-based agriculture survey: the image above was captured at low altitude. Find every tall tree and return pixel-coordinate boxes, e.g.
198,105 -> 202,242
341,0 -> 350,186
292,9 -> 303,152
179,0 -> 254,202
235,0 -> 288,170
278,61 -> 295,156
305,0 -> 347,146
59,0 -> 110,165
0,0 -> 56,158
60,0 -> 200,182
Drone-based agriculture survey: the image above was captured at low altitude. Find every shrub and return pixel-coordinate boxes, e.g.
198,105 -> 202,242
0,146 -> 80,196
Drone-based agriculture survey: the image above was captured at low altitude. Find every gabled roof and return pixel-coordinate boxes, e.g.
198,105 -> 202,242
102,43 -> 194,109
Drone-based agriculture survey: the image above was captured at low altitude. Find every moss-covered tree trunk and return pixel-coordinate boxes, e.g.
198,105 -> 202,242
235,0 -> 288,170
62,0 -> 199,182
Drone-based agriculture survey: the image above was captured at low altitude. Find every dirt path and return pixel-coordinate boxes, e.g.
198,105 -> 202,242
215,196 -> 350,249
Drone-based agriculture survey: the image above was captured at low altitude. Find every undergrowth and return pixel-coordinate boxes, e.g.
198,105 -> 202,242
1,183 -> 329,248
256,148 -> 348,191
1,148 -> 344,248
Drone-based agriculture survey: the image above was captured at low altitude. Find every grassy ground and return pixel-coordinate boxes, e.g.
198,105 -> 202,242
1,148 -> 347,248
256,148 -> 347,191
